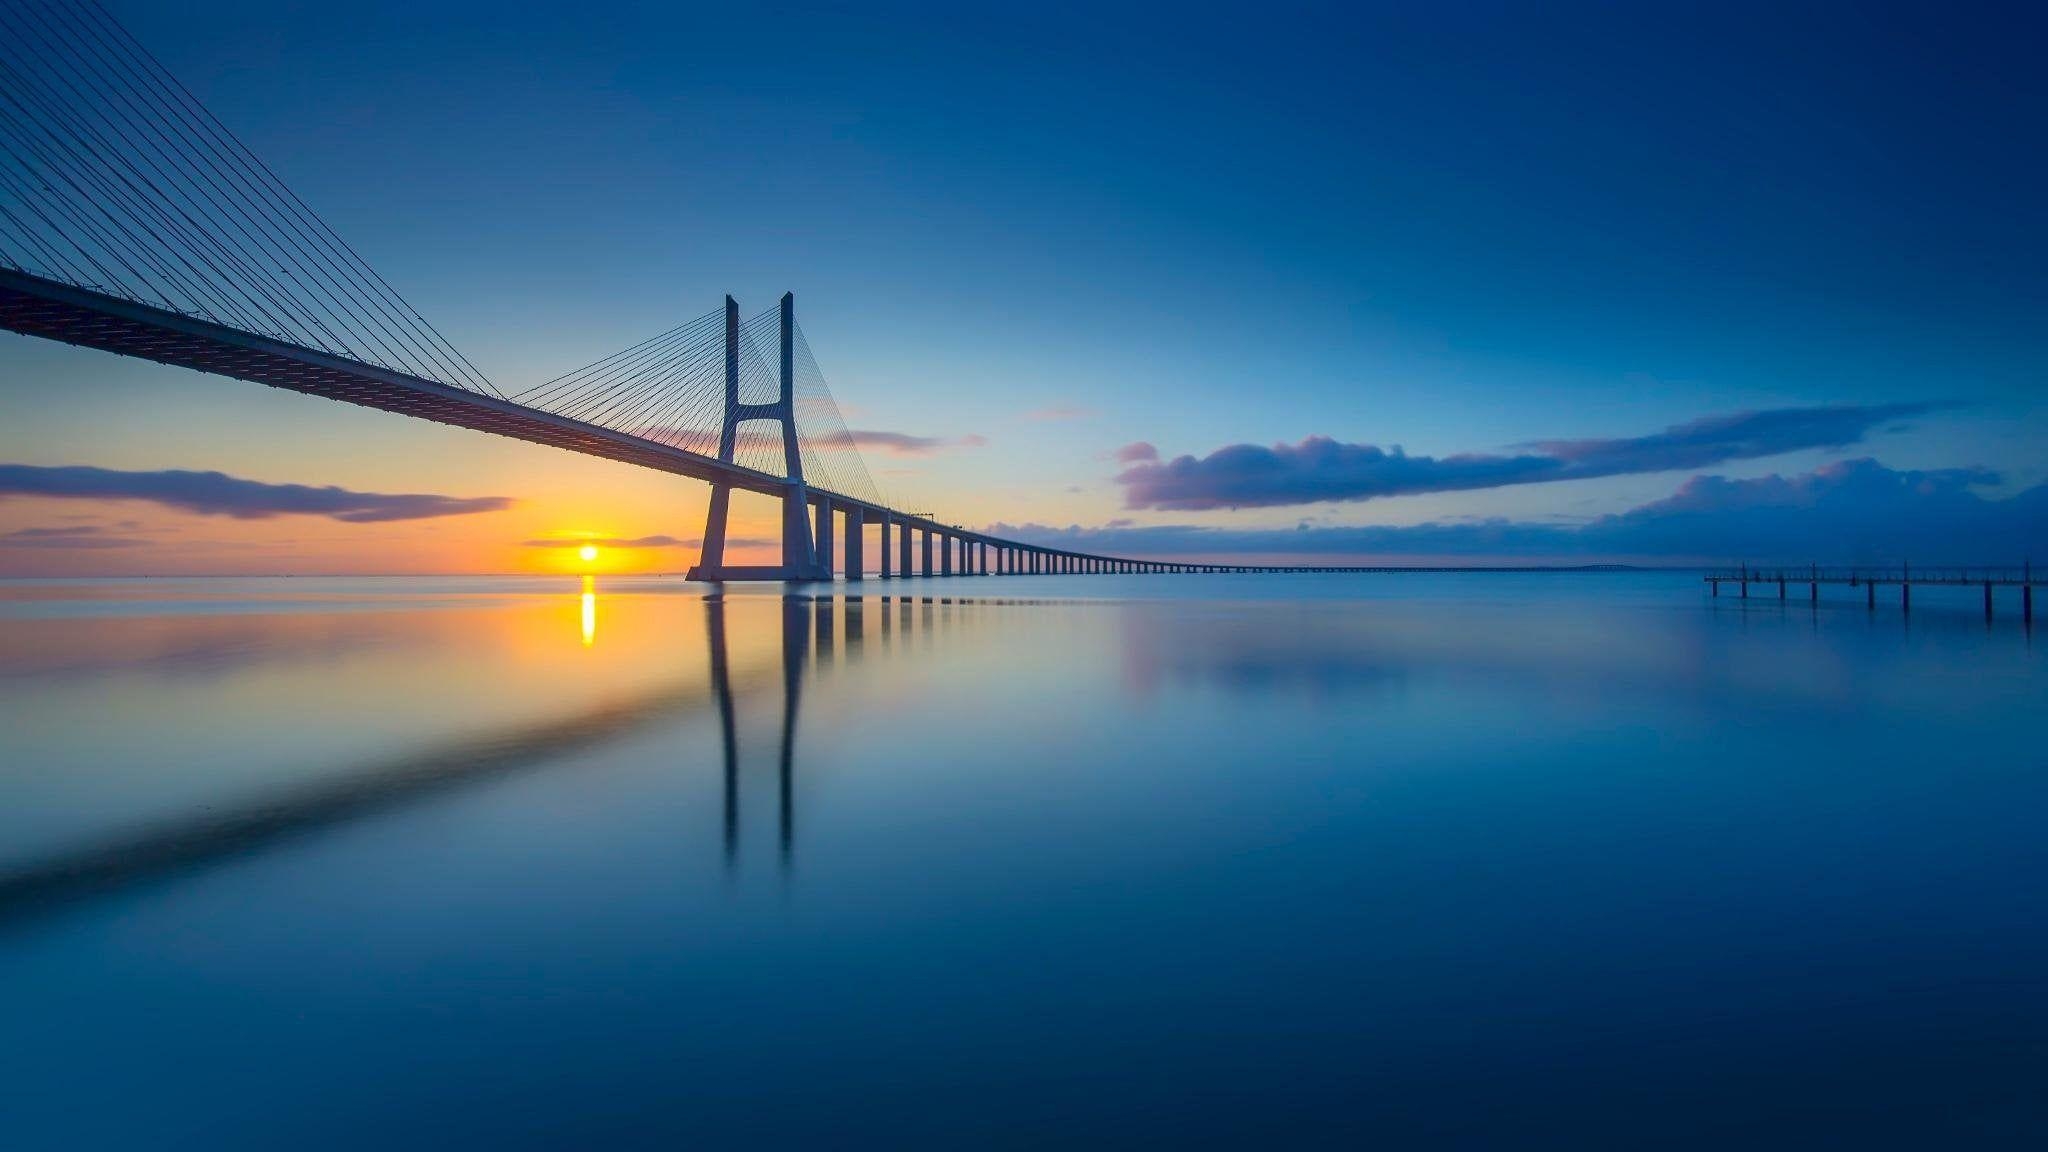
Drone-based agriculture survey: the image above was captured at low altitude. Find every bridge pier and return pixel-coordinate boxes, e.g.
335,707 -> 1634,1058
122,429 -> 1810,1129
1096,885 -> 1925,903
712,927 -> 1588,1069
878,516 -> 892,579
942,534 -> 954,576
900,519 -> 913,578
814,498 -> 835,579
922,528 -> 935,577
846,507 -> 866,580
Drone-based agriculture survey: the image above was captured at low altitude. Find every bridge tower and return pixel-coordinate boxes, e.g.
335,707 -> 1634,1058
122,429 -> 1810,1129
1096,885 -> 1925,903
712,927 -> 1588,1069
687,293 -> 826,581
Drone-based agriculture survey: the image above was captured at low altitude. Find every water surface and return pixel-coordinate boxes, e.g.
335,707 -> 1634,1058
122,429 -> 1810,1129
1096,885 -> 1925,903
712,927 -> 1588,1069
2,573 -> 2043,1147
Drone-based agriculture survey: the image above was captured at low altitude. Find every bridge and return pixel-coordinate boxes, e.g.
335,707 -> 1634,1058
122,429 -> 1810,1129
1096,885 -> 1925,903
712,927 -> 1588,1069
0,0 -> 1304,580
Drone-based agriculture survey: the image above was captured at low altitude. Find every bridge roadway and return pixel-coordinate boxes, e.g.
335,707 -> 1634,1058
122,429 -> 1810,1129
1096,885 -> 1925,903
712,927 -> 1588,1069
0,266 -> 1186,578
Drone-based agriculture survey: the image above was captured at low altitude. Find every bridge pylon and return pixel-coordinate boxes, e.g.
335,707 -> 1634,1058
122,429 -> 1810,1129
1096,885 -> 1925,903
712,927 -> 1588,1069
687,293 -> 828,582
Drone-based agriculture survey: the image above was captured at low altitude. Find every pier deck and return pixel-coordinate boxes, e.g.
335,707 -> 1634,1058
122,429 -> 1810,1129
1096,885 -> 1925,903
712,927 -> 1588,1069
1705,565 -> 2038,622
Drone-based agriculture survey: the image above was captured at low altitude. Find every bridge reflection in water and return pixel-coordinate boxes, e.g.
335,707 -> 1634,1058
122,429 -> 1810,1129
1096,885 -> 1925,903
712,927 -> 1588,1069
0,580 -> 982,924
703,589 -> 924,874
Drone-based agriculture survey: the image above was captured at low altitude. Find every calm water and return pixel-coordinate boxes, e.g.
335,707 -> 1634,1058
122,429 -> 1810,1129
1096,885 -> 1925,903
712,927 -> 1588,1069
2,572 -> 2044,1147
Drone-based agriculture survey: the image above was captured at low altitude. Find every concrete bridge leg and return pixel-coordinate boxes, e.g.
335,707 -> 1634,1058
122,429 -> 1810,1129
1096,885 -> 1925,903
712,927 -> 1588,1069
690,483 -> 733,581
846,507 -> 865,580
942,534 -> 954,576
814,497 -> 835,579
922,528 -> 934,577
782,481 -> 819,579
878,516 -> 892,578
899,519 -> 913,578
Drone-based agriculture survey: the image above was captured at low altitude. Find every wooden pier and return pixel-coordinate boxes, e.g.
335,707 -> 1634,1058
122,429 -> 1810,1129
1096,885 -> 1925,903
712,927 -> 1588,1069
1706,564 -> 2038,623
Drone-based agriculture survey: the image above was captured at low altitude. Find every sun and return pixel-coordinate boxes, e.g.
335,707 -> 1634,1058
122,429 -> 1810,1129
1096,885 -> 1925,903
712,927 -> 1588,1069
578,544 -> 599,563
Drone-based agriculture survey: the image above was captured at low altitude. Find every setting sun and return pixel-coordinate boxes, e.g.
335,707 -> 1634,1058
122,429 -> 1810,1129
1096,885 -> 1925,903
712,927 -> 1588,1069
578,544 -> 599,563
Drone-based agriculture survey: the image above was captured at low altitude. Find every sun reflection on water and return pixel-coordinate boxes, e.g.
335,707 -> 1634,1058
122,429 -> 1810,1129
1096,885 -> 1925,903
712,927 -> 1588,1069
581,575 -> 596,646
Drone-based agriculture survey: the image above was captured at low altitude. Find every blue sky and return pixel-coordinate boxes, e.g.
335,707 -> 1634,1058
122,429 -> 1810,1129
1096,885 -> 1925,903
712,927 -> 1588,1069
3,0 -> 2045,570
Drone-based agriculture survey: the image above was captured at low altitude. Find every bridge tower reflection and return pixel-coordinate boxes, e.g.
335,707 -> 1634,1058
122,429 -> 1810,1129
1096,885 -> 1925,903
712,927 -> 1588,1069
703,593 -> 820,873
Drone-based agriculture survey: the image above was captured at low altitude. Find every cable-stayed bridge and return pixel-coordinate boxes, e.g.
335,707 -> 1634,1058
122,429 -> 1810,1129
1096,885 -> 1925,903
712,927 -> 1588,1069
0,0 -> 1294,579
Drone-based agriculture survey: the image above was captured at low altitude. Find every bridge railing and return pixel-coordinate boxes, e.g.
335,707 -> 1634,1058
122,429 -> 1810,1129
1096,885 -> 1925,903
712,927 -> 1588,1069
1705,565 -> 2040,585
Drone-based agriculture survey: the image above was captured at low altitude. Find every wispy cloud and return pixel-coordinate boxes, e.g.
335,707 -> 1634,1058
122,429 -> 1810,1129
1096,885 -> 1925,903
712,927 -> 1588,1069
1116,404 -> 1943,511
0,525 -> 149,549
997,459 -> 2044,564
0,465 -> 514,523
522,534 -> 773,550
848,429 -> 989,457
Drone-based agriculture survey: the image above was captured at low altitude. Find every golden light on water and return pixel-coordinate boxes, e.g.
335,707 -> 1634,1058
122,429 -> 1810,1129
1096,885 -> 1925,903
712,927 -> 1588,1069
581,574 -> 596,646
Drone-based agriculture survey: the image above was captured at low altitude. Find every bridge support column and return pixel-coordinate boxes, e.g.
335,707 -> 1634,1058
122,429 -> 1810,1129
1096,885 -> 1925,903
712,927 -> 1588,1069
691,485 -> 732,582
846,507 -> 865,580
878,516 -> 892,578
922,528 -> 934,577
942,534 -> 954,576
814,497 -> 835,579
783,481 -> 820,579
900,519 -> 913,578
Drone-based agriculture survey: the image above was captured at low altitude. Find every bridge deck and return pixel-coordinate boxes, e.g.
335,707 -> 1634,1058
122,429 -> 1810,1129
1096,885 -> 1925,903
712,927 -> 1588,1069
1,268 -> 809,503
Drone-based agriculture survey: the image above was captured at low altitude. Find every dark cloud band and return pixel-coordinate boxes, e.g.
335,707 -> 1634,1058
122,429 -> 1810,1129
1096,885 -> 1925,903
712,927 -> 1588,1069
0,464 -> 513,523
1116,403 -> 1942,511
1001,459 -> 2043,563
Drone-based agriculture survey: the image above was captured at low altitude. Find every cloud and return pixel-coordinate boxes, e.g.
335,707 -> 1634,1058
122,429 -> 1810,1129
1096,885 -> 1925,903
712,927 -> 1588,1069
0,525 -> 148,549
522,534 -> 773,550
524,534 -> 686,549
1026,405 -> 1097,422
0,465 -> 514,523
992,460 -> 2048,564
848,430 -> 989,457
1114,441 -> 1160,464
1116,403 -> 1942,511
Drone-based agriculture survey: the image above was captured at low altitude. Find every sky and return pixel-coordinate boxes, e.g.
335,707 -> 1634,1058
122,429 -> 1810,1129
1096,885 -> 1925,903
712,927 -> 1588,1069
3,0 -> 2046,574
